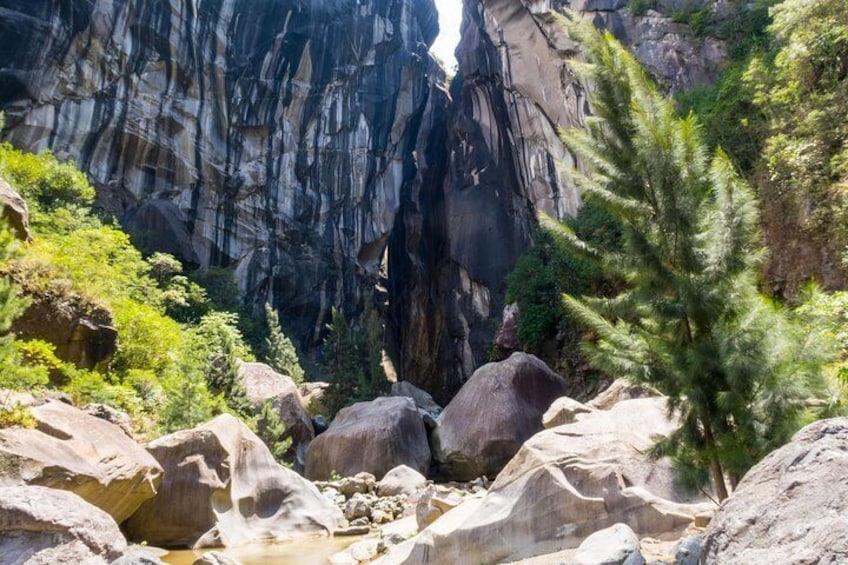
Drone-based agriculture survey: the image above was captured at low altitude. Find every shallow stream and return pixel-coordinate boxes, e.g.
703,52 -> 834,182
161,536 -> 366,565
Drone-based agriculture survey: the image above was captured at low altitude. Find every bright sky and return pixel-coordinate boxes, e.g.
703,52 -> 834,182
431,0 -> 462,70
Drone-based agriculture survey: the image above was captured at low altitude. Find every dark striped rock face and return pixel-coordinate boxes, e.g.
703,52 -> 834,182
0,0 -> 441,349
0,0 -> 722,401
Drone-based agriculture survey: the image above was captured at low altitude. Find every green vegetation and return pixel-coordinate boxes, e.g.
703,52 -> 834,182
255,400 -> 293,463
263,304 -> 305,385
550,14 -> 824,500
321,305 -> 387,417
0,143 -> 272,439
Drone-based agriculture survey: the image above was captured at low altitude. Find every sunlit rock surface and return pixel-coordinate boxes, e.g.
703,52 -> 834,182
0,0 -> 442,354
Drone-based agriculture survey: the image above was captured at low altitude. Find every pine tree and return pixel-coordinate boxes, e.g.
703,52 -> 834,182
551,14 -> 823,500
263,303 -> 305,385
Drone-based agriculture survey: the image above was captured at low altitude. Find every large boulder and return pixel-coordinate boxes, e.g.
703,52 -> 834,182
10,281 -> 117,371
432,353 -> 568,480
702,418 -> 848,564
125,414 -> 344,548
238,361 -> 314,454
0,177 -> 30,241
305,396 -> 430,481
0,485 -> 127,565
0,399 -> 162,523
379,398 -> 711,564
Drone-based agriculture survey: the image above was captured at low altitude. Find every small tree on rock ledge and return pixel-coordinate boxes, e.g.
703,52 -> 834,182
551,13 -> 824,500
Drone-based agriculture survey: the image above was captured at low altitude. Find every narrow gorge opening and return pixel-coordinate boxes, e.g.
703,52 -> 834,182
431,0 -> 462,72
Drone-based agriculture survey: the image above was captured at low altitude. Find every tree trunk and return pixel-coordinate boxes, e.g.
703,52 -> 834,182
698,404 -> 729,502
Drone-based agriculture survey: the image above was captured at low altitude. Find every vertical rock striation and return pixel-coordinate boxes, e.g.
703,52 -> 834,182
388,0 -> 724,401
0,0 -> 442,349
0,0 -> 724,401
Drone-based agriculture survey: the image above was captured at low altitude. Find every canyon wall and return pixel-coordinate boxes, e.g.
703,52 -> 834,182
0,0 -> 723,400
0,0 -> 441,350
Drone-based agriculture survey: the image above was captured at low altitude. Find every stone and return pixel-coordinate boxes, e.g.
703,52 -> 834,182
542,396 -> 596,428
9,282 -> 118,371
344,493 -> 372,522
672,535 -> 701,565
573,523 -> 640,565
693,511 -> 712,529
0,399 -> 162,523
380,398 -> 711,564
124,414 -> 344,548
623,552 -> 647,565
0,176 -> 30,241
588,379 -> 659,410
494,303 -> 521,353
349,539 -> 381,562
415,485 -> 467,531
299,382 -> 330,417
335,525 -> 371,537
702,418 -> 848,564
192,552 -> 242,565
111,548 -> 167,565
377,465 -> 428,497
337,473 -> 377,497
390,381 -> 442,420
432,353 -> 568,480
0,485 -> 127,565
84,403 -> 134,438
305,397 -> 430,481
237,361 -> 314,455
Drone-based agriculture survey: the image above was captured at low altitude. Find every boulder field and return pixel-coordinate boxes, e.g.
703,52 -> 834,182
3,362 -> 848,564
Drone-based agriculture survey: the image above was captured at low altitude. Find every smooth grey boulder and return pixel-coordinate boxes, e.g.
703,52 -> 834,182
377,465 -> 428,498
0,485 -> 127,565
702,418 -> 848,564
305,396 -> 430,481
432,353 -> 568,480
574,523 -> 640,565
125,414 -> 344,548
0,399 -> 162,523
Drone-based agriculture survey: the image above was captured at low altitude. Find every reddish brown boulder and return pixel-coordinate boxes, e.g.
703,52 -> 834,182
431,352 -> 568,480
305,396 -> 430,481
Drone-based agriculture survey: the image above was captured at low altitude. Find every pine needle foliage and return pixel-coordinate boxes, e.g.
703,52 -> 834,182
554,12 -> 824,499
263,303 -> 305,385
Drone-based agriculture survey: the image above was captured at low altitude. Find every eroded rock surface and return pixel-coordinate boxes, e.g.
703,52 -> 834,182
382,398 -> 711,564
432,352 -> 568,480
0,485 -> 127,565
0,399 -> 162,523
305,396 -> 430,481
0,0 -> 443,358
125,414 -> 344,548
702,418 -> 848,564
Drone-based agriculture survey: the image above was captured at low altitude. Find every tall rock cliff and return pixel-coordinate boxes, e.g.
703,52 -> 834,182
389,0 -> 725,401
0,0 -> 441,349
0,0 -> 724,401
